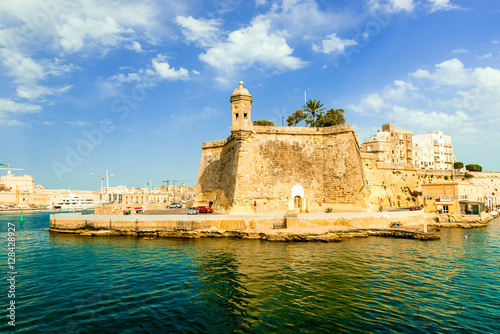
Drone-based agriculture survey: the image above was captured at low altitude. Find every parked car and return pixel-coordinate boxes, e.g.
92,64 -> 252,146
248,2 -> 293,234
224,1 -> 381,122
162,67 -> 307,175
196,206 -> 214,213
167,203 -> 182,208
187,207 -> 198,215
409,206 -> 422,211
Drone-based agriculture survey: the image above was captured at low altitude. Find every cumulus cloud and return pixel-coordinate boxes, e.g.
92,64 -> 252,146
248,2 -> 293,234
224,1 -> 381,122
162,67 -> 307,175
109,54 -> 190,85
411,58 -> 469,85
312,33 -> 357,54
0,0 -> 162,111
351,59 -> 500,166
151,55 -> 190,81
198,17 -> 307,79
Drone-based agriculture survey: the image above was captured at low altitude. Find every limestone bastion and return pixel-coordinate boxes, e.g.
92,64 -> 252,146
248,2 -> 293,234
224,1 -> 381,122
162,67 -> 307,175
194,82 -> 370,214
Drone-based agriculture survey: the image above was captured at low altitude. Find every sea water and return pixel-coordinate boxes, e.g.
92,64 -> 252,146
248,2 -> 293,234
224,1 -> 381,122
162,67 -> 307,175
0,212 -> 499,333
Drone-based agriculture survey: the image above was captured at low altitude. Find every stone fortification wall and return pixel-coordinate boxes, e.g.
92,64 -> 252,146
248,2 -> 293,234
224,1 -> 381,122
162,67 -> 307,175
362,158 -> 461,210
195,137 -> 239,208
376,162 -> 416,171
233,126 -> 367,213
195,124 -> 368,214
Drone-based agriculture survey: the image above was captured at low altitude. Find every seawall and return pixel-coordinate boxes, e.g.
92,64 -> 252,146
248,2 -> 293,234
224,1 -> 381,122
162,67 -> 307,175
48,211 -> 443,241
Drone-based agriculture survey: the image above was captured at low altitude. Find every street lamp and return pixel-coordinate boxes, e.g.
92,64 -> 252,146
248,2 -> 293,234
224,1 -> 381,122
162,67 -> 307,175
90,170 -> 114,208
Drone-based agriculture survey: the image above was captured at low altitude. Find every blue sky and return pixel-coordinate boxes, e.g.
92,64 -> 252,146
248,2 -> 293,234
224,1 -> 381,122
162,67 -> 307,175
1,0 -> 499,190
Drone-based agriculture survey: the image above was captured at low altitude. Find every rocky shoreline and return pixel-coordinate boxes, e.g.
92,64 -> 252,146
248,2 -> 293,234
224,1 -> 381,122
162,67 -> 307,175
46,211 -> 499,243
47,227 -> 440,242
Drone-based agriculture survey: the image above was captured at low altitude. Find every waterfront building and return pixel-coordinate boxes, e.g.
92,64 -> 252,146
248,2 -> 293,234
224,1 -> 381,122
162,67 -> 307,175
0,171 -> 35,192
102,184 -> 194,204
362,124 -> 413,165
0,171 -> 100,206
422,182 -> 484,214
412,131 -> 455,171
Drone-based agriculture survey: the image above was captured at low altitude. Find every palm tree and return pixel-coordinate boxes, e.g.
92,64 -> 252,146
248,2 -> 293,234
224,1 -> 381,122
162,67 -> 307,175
303,99 -> 325,127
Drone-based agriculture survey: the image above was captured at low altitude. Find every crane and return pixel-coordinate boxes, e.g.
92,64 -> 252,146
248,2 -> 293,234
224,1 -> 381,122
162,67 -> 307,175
0,164 -> 24,172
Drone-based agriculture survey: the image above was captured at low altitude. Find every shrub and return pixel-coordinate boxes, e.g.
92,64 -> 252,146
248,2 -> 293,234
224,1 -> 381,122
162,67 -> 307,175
454,162 -> 464,169
464,173 -> 474,178
444,176 -> 449,180
253,120 -> 275,126
465,164 -> 482,172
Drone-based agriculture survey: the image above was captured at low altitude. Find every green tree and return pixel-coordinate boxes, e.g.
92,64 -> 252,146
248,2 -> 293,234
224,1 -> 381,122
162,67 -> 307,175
303,99 -> 324,127
454,162 -> 464,169
315,108 -> 346,127
466,164 -> 482,172
253,119 -> 275,126
287,109 -> 309,126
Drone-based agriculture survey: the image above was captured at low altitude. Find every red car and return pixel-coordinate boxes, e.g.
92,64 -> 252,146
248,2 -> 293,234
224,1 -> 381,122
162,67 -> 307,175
196,206 -> 214,213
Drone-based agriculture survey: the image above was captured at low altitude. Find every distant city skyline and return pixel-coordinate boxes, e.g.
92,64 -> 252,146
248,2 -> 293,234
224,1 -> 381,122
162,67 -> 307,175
1,0 -> 499,190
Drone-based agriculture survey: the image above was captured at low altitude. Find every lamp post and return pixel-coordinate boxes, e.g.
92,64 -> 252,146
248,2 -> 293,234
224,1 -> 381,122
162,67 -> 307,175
90,170 -> 114,210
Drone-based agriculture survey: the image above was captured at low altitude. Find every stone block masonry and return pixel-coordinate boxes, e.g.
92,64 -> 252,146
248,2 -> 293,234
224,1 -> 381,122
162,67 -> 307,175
194,82 -> 369,214
195,125 -> 369,214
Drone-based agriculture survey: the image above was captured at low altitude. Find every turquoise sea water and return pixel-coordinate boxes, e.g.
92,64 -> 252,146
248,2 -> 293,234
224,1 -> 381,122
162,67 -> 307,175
0,212 -> 499,333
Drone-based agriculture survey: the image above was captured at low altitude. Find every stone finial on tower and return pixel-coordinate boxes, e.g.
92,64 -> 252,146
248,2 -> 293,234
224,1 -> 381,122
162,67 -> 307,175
230,81 -> 253,131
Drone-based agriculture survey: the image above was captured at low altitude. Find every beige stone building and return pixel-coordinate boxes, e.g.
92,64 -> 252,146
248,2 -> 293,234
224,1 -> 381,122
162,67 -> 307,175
194,82 -> 369,214
422,182 -> 484,214
0,171 -> 100,207
0,171 -> 35,193
362,124 -> 413,165
102,184 -> 194,204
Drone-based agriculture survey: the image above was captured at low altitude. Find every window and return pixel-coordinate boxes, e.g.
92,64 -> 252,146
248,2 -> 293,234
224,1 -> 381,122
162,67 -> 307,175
235,113 -> 239,120
244,113 -> 247,119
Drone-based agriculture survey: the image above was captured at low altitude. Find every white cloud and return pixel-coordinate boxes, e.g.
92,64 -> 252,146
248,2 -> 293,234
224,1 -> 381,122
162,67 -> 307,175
0,98 -> 41,114
109,54 -> 190,85
312,33 -> 357,54
66,120 -> 91,127
351,59 -> 500,167
369,0 -> 415,13
388,105 -> 470,132
152,55 -> 190,81
410,58 -> 469,86
175,16 -> 222,48
349,80 -> 418,114
0,98 -> 41,126
17,84 -> 73,99
452,48 -> 468,54
199,17 -> 307,77
125,41 -> 143,53
428,0 -> 461,13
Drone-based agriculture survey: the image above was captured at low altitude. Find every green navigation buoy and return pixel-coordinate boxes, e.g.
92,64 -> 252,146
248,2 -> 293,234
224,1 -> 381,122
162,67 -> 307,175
19,210 -> 25,223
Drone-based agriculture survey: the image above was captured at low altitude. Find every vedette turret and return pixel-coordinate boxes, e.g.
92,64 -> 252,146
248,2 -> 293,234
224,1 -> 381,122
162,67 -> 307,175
230,81 -> 253,131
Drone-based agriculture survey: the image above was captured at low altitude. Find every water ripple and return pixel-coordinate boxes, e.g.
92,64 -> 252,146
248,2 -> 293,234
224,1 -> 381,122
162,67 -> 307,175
1,214 -> 499,333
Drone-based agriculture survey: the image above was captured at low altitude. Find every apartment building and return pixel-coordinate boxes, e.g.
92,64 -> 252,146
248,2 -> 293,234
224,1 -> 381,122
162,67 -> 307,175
362,124 -> 413,164
413,131 -> 455,170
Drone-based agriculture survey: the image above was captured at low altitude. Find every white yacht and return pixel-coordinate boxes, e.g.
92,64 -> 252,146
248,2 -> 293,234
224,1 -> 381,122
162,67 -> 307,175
51,192 -> 103,211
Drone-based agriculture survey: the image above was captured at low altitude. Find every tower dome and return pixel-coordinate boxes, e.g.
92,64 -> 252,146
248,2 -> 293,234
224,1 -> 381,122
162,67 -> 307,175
231,81 -> 251,97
